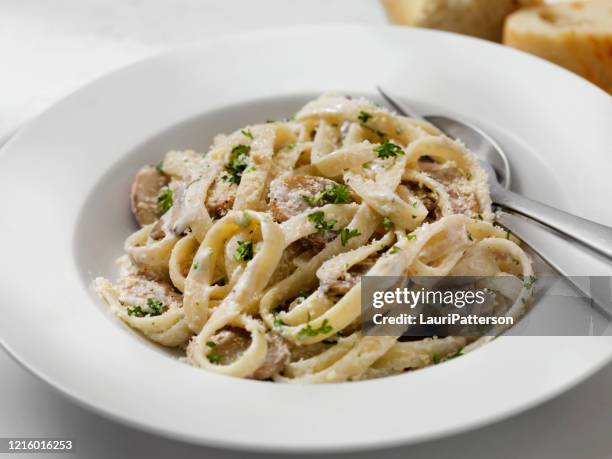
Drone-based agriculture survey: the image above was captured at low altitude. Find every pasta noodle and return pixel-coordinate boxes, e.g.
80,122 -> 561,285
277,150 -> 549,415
95,93 -> 534,383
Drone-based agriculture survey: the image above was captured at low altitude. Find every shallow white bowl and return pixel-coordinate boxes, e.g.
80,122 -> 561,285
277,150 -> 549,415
0,25 -> 610,452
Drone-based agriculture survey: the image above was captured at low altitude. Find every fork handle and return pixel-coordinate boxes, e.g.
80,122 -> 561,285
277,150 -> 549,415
491,186 -> 612,261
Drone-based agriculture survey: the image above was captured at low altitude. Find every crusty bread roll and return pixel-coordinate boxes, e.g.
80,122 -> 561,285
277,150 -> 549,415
382,0 -> 542,42
504,1 -> 612,93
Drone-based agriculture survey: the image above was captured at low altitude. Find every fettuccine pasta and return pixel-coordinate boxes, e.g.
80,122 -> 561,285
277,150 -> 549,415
95,93 -> 534,383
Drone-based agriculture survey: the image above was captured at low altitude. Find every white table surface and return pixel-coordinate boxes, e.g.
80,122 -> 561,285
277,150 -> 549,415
1,1 -> 610,458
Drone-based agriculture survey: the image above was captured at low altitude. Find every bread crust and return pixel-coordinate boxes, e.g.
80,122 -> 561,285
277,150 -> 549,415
382,0 -> 542,42
504,1 -> 612,93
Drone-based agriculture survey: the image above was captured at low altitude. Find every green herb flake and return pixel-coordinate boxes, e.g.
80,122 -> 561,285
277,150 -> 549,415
307,211 -> 337,231
206,341 -> 216,348
358,111 -> 372,123
374,140 -> 404,159
389,246 -> 400,254
192,261 -> 199,270
505,230 -> 511,240
340,228 -> 361,246
383,216 -> 393,231
524,275 -> 537,289
207,353 -> 222,364
241,129 -> 254,140
222,144 -> 251,184
467,232 -> 473,241
302,183 -> 353,207
126,306 -> 145,317
477,214 -> 483,221
146,298 -> 166,316
406,233 -> 417,241
155,161 -> 164,173
157,187 -> 173,213
299,319 -> 333,337
235,240 -> 254,262
433,354 -> 442,364
273,317 -> 287,327
127,298 -> 166,317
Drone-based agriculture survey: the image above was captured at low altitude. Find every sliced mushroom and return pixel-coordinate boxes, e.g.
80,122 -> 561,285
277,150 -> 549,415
270,175 -> 348,248
400,182 -> 441,222
252,332 -> 291,380
208,328 -> 290,380
115,274 -> 182,311
269,174 -> 339,222
130,165 -> 169,226
205,177 -> 237,219
322,255 -> 377,296
418,162 -> 480,218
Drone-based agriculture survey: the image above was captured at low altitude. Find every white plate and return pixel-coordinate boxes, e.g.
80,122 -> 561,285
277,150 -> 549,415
0,25 -> 611,453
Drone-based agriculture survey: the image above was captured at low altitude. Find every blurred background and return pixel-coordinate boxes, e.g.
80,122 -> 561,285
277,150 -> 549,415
1,1 -> 610,458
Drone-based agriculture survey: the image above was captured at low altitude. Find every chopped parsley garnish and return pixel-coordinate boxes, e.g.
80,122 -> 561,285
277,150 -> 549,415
340,228 -> 360,246
358,111 -> 372,123
206,341 -> 216,348
241,129 -> 254,140
433,354 -> 442,364
524,275 -> 537,289
222,144 -> 251,184
235,240 -> 254,262
374,140 -> 404,159
383,216 -> 393,231
307,211 -> 337,231
231,144 -> 250,156
273,316 -> 287,327
127,298 -> 166,317
505,230 -> 511,240
192,261 -> 199,270
157,187 -> 173,213
207,353 -> 222,364
286,143 -> 295,150
299,319 -> 333,337
155,161 -> 164,173
146,298 -> 166,316
126,306 -> 145,317
406,233 -> 417,241
302,183 -> 353,206
389,246 -> 400,254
